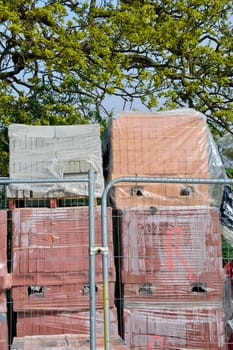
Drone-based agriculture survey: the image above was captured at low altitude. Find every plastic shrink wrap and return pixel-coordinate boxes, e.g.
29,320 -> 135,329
11,206 -> 115,286
11,334 -> 129,350
0,293 -> 8,350
0,211 -> 10,291
0,211 -> 10,350
103,108 -> 226,208
114,206 -> 224,303
16,307 -> 119,337
123,303 -> 226,350
12,282 -> 115,311
220,185 -> 233,246
218,133 -> 233,170
7,124 -> 105,198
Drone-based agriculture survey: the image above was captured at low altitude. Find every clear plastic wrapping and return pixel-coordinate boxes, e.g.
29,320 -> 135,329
16,307 -> 119,337
11,206 -> 115,286
123,303 -> 226,349
218,133 -> 233,169
12,282 -> 115,312
114,206 -> 224,303
0,211 -> 7,291
103,108 -> 226,208
0,293 -> 8,350
7,124 -> 105,198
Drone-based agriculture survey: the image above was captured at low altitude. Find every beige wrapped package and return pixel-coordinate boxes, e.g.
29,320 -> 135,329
7,124 -> 104,199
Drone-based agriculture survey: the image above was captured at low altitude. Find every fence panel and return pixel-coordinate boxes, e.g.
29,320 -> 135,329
0,173 -> 120,350
102,176 -> 233,350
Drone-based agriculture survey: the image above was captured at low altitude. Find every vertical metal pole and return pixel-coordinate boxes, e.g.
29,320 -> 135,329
88,170 -> 96,350
101,185 -> 111,350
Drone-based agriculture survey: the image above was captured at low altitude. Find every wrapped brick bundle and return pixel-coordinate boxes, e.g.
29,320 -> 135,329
115,206 -> 224,302
103,109 -> 225,208
0,211 -> 9,291
0,293 -> 8,350
16,307 -> 119,337
12,206 -> 115,286
12,281 -> 115,312
123,303 -> 226,349
7,124 -> 105,199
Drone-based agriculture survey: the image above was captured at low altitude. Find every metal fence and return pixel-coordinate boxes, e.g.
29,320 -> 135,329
1,174 -> 233,349
0,171 -> 100,350
102,176 -> 233,350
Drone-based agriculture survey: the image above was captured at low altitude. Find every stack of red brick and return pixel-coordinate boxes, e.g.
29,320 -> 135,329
104,109 -> 227,349
0,211 -> 9,350
6,123 -> 130,348
10,206 -> 118,338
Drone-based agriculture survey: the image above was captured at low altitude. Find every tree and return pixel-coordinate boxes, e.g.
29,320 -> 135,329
0,82 -> 102,175
0,0 -> 232,175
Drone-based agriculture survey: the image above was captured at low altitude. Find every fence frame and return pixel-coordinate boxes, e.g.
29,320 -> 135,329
2,174 -> 233,349
101,175 -> 233,350
0,170 -> 97,350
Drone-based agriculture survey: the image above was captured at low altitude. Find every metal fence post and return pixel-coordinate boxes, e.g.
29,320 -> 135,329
88,170 -> 96,350
101,182 -> 112,350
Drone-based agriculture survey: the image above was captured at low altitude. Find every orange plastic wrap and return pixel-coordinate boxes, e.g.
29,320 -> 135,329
115,206 -> 224,302
103,109 -> 225,208
123,303 -> 226,349
12,281 -> 115,311
16,307 -> 119,337
11,334 -> 129,350
11,206 -> 115,286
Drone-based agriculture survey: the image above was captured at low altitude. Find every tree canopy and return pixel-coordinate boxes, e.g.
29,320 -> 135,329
0,0 -> 232,175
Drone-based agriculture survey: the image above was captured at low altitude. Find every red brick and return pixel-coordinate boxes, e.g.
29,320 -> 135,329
117,206 -> 224,302
16,307 -> 119,337
105,111 -> 216,208
0,293 -> 8,350
123,304 -> 226,349
12,281 -> 115,311
12,206 -> 115,285
0,211 -> 7,290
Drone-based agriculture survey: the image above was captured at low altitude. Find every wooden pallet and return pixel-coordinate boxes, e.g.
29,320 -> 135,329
11,334 -> 129,349
8,196 -> 99,209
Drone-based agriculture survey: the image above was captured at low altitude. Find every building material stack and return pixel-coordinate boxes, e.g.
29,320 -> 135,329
104,109 -> 227,349
11,206 -> 117,337
0,211 -> 9,350
6,125 -> 122,347
7,124 -> 104,200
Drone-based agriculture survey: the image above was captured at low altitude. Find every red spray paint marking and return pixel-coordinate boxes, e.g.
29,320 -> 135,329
166,226 -> 195,280
148,335 -> 164,350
